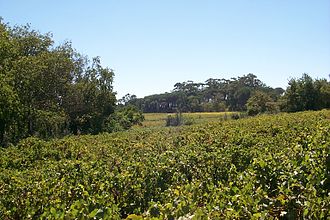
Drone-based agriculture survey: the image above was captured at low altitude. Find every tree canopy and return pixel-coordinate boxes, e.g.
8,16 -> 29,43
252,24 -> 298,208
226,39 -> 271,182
0,19 -> 143,146
281,74 -> 330,112
128,74 -> 285,113
127,73 -> 329,115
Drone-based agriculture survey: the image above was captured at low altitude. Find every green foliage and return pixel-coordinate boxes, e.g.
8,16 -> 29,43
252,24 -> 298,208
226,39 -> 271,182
281,73 -> 330,112
63,56 -> 116,135
230,113 -> 240,120
246,91 -> 273,116
165,112 -> 195,127
104,105 -> 144,132
1,110 -> 329,219
131,74 -> 284,113
0,19 -> 142,145
0,78 -> 21,145
165,112 -> 183,127
182,116 -> 195,126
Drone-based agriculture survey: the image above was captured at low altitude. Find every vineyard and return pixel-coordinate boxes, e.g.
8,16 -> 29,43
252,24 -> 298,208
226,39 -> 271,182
0,111 -> 329,219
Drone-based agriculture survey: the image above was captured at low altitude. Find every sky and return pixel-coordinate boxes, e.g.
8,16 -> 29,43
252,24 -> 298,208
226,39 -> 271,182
1,0 -> 330,98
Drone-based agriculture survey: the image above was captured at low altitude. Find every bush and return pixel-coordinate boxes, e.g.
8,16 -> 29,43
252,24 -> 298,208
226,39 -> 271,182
104,105 -> 144,132
165,112 -> 183,126
231,113 -> 240,120
183,116 -> 195,125
246,91 -> 273,116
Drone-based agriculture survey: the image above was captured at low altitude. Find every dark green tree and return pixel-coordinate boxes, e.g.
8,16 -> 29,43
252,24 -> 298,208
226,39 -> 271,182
104,105 -> 144,132
246,91 -> 273,115
0,19 -> 142,145
281,74 -> 329,112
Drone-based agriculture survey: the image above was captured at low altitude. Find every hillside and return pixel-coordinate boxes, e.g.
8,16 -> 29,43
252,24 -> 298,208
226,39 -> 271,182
0,111 -> 329,219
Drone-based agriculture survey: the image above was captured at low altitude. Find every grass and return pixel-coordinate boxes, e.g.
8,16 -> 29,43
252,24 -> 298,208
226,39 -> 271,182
135,112 -> 239,128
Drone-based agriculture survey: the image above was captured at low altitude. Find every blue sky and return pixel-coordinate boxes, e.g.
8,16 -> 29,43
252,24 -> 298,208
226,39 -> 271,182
1,0 -> 330,98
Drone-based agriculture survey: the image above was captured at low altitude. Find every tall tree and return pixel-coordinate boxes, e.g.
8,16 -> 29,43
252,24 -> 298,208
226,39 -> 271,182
0,19 -> 143,145
246,91 -> 273,115
281,74 -> 329,112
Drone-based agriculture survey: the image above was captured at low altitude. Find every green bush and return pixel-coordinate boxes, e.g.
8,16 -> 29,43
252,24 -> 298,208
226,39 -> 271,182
165,112 -> 183,126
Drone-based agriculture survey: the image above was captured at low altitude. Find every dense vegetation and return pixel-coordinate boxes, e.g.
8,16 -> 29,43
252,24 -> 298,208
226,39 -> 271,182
281,74 -> 330,112
1,17 -> 329,145
1,18 -> 329,219
0,19 -> 143,146
125,74 -> 330,115
124,74 -> 284,113
1,110 -> 329,219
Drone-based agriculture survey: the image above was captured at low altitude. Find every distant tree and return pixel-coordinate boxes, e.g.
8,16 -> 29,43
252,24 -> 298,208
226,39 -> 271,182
238,73 -> 264,88
246,91 -> 273,115
118,93 -> 137,106
315,79 -> 330,108
281,74 -> 329,112
130,74 -> 284,113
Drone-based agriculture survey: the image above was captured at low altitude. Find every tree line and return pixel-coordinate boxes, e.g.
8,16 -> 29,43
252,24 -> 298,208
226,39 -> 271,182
122,73 -> 330,115
0,19 -> 143,146
122,74 -> 283,113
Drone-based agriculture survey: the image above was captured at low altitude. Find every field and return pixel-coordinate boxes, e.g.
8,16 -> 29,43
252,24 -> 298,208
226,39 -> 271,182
138,112 -> 239,128
0,111 -> 329,219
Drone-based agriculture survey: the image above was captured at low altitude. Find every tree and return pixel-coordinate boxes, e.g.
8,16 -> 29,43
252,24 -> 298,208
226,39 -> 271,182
315,79 -> 330,108
281,74 -> 329,112
0,78 -> 20,145
246,91 -> 273,115
104,105 -> 144,132
130,74 -> 283,113
60,56 -> 117,134
118,93 -> 137,106
0,19 -> 142,145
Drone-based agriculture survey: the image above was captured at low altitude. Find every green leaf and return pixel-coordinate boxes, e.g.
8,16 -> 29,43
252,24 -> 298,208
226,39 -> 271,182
88,208 -> 101,218
126,214 -> 143,220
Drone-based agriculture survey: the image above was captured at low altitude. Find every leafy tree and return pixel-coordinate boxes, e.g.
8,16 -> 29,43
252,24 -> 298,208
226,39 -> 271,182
315,79 -> 330,108
0,19 -> 142,145
0,20 -> 77,142
0,78 -> 20,145
118,93 -> 137,106
281,74 -> 330,112
131,74 -> 284,113
246,91 -> 273,115
63,57 -> 116,134
104,105 -> 144,132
